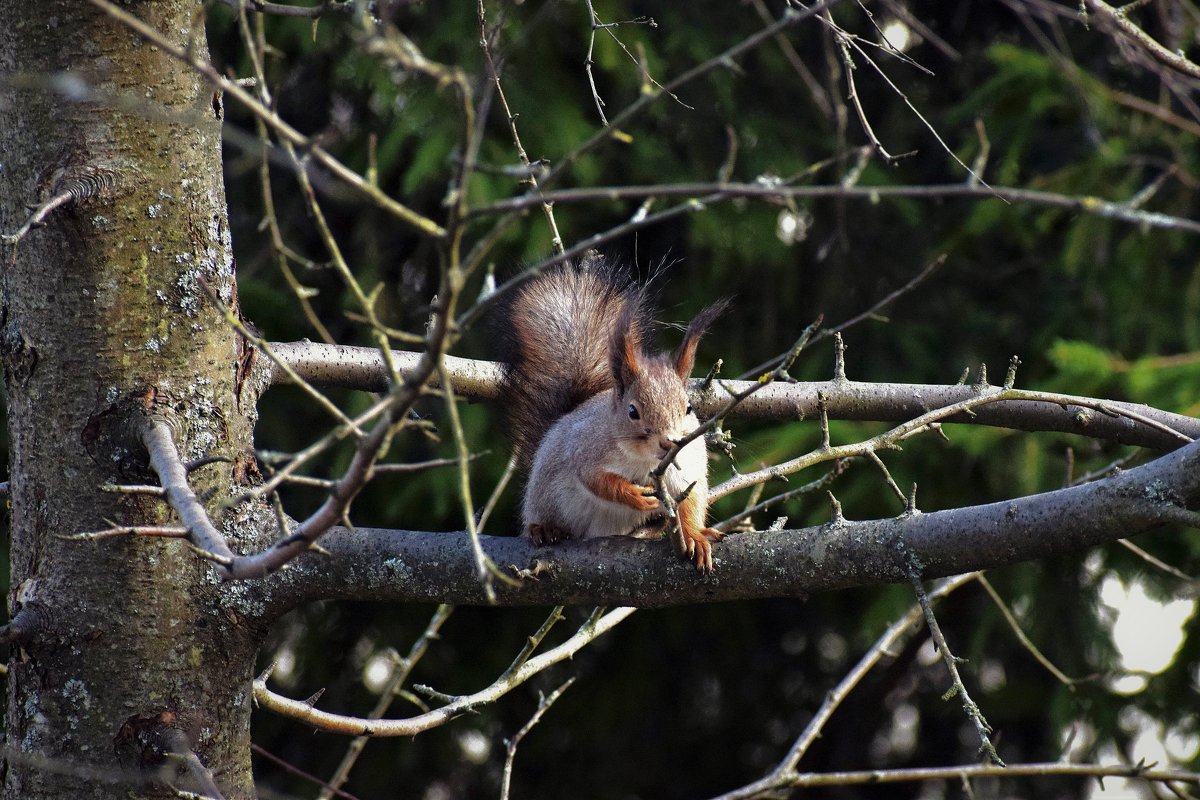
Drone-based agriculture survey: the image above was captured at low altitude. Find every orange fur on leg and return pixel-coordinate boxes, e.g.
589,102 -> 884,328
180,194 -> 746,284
679,491 -> 722,573
587,471 -> 661,512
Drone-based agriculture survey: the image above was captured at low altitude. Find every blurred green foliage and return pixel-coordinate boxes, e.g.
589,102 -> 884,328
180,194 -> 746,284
197,0 -> 1200,797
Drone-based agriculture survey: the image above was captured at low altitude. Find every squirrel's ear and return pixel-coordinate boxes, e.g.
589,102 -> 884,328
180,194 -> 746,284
673,299 -> 730,379
609,303 -> 643,394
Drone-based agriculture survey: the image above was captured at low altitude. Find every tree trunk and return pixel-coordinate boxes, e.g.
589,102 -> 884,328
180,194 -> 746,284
1,2 -> 262,797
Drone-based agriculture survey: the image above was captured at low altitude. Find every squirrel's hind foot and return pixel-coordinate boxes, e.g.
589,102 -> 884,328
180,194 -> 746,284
684,527 -> 723,574
527,523 -> 569,546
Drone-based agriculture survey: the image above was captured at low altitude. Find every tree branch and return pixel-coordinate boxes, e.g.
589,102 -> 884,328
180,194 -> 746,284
715,761 -> 1200,796
253,608 -> 634,735
214,0 -> 354,18
141,419 -> 238,566
716,573 -> 976,800
468,181 -> 1200,235
266,342 -> 1200,450
1084,0 -> 1200,80
263,438 -> 1200,613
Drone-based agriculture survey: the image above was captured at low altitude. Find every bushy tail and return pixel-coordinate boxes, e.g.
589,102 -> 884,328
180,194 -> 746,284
496,253 -> 649,467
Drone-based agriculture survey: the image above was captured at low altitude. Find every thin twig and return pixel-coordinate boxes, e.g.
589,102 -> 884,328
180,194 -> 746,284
84,0 -> 445,237
0,191 -> 76,246
251,744 -> 362,800
1118,539 -> 1198,585
478,0 -> 565,255
61,525 -> 190,541
975,573 -> 1082,687
713,466 -> 843,532
317,606 -> 455,800
438,362 -> 505,601
216,0 -> 353,18
461,0 -> 845,277
478,453 -> 519,533
713,761 -> 1200,797
1084,0 -> 1200,80
711,573 -> 977,800
826,12 -> 918,165
254,608 -> 635,736
162,729 -> 226,800
711,383 -> 1196,501
500,677 -> 575,800
470,181 -> 1200,235
910,573 -> 1004,765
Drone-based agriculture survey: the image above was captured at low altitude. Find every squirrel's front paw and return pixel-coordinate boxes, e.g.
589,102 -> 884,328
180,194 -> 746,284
683,526 -> 723,574
628,484 -> 663,512
527,523 -> 568,546
588,471 -> 663,512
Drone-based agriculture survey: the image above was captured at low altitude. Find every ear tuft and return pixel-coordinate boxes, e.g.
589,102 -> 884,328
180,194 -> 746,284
609,300 -> 645,394
673,298 -> 730,379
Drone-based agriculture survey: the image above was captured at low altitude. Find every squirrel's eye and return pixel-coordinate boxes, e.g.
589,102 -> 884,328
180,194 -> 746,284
686,402 -> 693,415
628,403 -> 640,421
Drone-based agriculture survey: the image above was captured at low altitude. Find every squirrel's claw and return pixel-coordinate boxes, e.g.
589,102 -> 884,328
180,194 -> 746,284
684,526 -> 722,574
528,523 -> 568,546
631,484 -> 662,512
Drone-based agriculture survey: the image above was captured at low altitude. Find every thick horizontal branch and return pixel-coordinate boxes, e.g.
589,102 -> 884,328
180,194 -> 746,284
266,342 -> 1200,449
263,439 -> 1200,614
268,341 -> 504,399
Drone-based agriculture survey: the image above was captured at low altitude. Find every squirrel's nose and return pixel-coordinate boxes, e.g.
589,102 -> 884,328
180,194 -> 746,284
656,436 -> 674,455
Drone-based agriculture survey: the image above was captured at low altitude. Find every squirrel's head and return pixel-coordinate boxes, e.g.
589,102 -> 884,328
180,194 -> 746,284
609,299 -> 729,462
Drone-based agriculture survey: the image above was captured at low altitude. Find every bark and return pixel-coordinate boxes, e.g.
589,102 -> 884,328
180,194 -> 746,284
265,438 -> 1200,611
267,341 -> 1200,450
0,3 -> 264,797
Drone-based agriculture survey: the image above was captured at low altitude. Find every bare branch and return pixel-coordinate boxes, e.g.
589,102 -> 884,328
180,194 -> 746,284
461,0 -> 846,276
1084,0 -> 1200,80
141,419 -> 237,566
61,524 -> 190,542
711,384 -> 1197,500
318,605 -> 455,800
469,181 -> 1200,235
265,438 -> 1200,610
0,164 -> 121,246
214,0 -> 354,18
500,677 -> 575,800
909,573 -> 1003,765
267,341 -> 1200,450
226,408 -> 400,579
250,744 -> 359,800
477,0 -> 563,255
268,341 -> 504,398
161,728 -> 226,800
253,608 -> 634,735
976,574 -> 1083,687
714,574 -> 978,800
1,190 -> 75,246
438,361 -> 504,601
1117,539 -> 1198,586
714,761 -> 1200,796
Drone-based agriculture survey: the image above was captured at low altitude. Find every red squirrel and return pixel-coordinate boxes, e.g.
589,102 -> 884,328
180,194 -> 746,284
498,253 -> 727,572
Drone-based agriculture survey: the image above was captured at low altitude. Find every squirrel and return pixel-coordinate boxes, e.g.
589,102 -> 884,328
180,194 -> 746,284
497,252 -> 728,572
